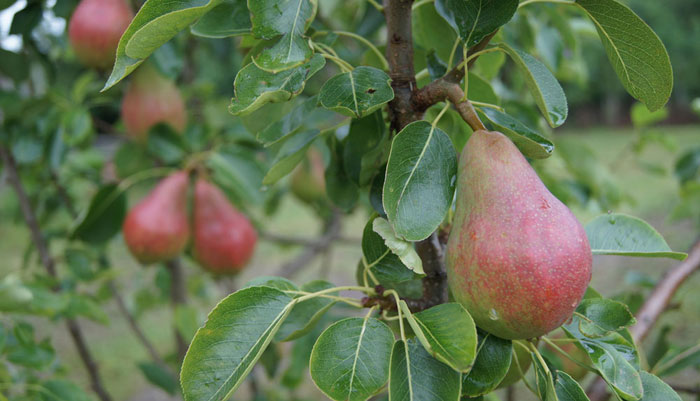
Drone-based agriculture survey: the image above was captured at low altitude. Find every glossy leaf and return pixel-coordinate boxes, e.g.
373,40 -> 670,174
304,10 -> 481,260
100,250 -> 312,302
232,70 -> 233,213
372,218 -> 424,275
71,184 -> 126,244
479,108 -> 554,159
531,350 -> 557,401
639,371 -> 682,401
405,302 -> 478,372
497,43 -> 568,128
383,121 -> 457,241
180,286 -> 295,401
467,72 -> 499,105
434,0 -> 518,46
319,67 -> 394,118
413,2 -> 458,61
575,0 -> 673,111
555,371 -> 590,401
389,338 -> 462,401
575,298 -> 636,337
190,0 -> 251,38
362,216 -> 417,284
310,317 -> 394,401
343,111 -> 388,186
263,129 -> 321,185
258,96 -> 319,146
585,213 -> 687,260
461,331 -> 512,397
276,280 -> 336,341
104,0 -> 222,90
242,276 -> 299,291
230,54 -> 325,116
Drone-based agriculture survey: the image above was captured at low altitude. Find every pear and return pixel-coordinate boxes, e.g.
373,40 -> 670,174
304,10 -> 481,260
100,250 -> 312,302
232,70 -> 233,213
290,148 -> 326,204
193,179 -> 257,274
121,66 -> 186,142
68,0 -> 133,69
123,171 -> 190,264
447,130 -> 592,340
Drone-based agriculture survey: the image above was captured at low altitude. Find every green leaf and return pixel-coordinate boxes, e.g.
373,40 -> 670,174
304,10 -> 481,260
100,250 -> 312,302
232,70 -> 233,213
104,0 -> 222,90
412,3 -> 458,62
478,108 -> 554,159
242,276 -> 299,291
138,361 -> 178,395
372,218 -> 424,275
585,213 -> 687,260
652,343 -> 700,377
71,184 -> 127,245
555,371 -> 590,401
180,286 -> 295,401
389,338 -> 462,401
497,43 -> 568,128
257,96 -> 336,146
343,111 -> 388,186
362,215 -> 417,284
630,103 -> 668,128
276,280 -> 336,341
404,302 -> 478,372
319,67 -> 394,118
263,129 -> 321,185
532,351 -> 558,401
310,317 -> 394,401
575,298 -> 636,337
207,146 -> 265,205
638,371 -> 681,401
461,331 -> 512,397
175,305 -> 201,342
674,147 -> 700,184
575,0 -> 673,111
229,54 -> 325,116
146,124 -> 186,165
383,120 -> 457,241
40,379 -> 95,401
325,137 -> 359,211
190,0 -> 251,38
467,72 -> 499,105
0,276 -> 33,312
434,0 -> 518,46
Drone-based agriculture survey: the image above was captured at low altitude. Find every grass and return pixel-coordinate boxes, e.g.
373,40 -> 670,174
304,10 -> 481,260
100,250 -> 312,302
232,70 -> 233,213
1,124 -> 699,400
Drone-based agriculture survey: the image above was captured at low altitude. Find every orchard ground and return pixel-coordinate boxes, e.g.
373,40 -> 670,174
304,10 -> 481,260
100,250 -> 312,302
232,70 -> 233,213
1,124 -> 699,401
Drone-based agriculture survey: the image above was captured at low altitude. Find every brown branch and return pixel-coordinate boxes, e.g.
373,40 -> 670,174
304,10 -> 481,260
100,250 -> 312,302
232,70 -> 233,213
0,145 -> 113,401
277,209 -> 342,278
587,239 -> 700,401
384,0 -> 417,131
166,259 -> 189,362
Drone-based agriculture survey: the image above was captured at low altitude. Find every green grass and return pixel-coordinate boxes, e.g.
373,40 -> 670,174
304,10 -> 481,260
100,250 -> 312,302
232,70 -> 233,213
1,124 -> 699,400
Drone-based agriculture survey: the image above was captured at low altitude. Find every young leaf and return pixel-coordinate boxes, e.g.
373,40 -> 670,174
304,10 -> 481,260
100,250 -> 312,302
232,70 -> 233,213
478,108 -> 554,159
434,0 -> 518,46
230,54 -> 326,116
404,302 -> 478,372
638,371 -> 682,401
71,184 -> 126,244
555,371 -> 590,401
461,331 -> 512,397
104,0 -> 222,90
389,338 -> 462,401
383,120 -> 457,241
372,218 -> 424,275
362,215 -> 418,284
275,280 -> 337,341
310,317 -> 394,401
497,43 -> 568,128
319,67 -> 394,118
263,129 -> 321,185
585,213 -> 687,260
575,0 -> 673,111
190,0 -> 251,38
180,286 -> 295,401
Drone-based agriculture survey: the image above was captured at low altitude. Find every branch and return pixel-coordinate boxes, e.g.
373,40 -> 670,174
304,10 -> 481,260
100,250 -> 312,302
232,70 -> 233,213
277,209 -> 342,278
165,259 -> 189,362
384,0 -> 417,130
0,145 -> 113,401
261,232 -> 359,247
587,239 -> 700,401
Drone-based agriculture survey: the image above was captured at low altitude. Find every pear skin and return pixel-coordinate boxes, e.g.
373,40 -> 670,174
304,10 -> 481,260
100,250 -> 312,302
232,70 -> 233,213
447,130 -> 592,340
68,0 -> 133,69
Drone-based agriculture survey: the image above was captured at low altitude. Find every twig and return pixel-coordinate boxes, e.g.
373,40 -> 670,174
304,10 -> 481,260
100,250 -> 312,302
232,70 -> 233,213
587,239 -> 700,401
670,385 -> 700,394
261,232 -> 359,247
0,145 -> 113,401
384,0 -> 418,130
166,259 -> 189,362
277,209 -> 342,278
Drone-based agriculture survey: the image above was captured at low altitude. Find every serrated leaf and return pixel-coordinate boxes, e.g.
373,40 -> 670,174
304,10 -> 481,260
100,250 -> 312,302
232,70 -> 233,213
180,286 -> 295,401
575,0 -> 673,111
230,54 -> 325,116
478,108 -> 554,159
389,338 -> 462,401
263,129 -> 321,185
71,184 -> 126,244
319,67 -> 394,118
585,213 -> 687,260
555,371 -> 590,401
362,216 -> 417,284
434,0 -> 518,46
461,331 -> 512,397
310,317 -> 393,401
372,218 -> 424,275
276,280 -> 336,341
497,43 -> 568,127
190,0 -> 251,38
402,302 -> 478,372
383,120 -> 457,241
104,0 -> 222,90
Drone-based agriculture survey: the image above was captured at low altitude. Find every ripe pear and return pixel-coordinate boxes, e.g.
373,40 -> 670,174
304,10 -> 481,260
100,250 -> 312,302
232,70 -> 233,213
123,171 -> 190,264
290,148 -> 326,204
68,0 -> 133,69
193,179 -> 257,274
121,66 -> 186,141
447,130 -> 592,340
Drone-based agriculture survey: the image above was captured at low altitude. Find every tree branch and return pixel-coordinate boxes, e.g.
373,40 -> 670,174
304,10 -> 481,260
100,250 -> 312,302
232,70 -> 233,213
384,0 -> 417,130
0,145 -> 113,401
587,239 -> 700,401
277,209 -> 342,278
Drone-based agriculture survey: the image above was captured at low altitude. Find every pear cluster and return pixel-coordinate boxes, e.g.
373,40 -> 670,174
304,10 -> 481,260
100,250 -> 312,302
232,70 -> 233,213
123,172 -> 257,274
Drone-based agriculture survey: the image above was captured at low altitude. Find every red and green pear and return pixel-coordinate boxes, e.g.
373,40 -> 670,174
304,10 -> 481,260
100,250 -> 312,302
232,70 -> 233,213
193,179 -> 257,274
68,0 -> 133,68
447,130 -> 592,340
123,171 -> 190,264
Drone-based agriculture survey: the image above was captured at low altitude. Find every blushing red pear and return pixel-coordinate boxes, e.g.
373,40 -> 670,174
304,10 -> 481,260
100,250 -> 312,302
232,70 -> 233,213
123,171 -> 190,264
447,130 -> 592,340
193,179 -> 257,274
68,0 -> 133,68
